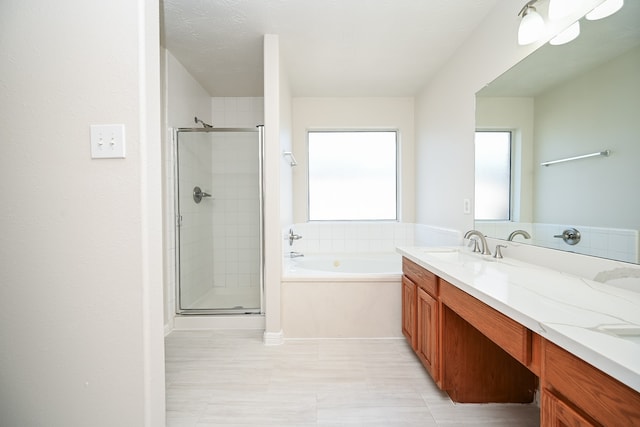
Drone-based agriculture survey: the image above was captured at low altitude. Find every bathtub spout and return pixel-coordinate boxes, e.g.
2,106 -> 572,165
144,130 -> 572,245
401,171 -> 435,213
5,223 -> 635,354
289,251 -> 304,258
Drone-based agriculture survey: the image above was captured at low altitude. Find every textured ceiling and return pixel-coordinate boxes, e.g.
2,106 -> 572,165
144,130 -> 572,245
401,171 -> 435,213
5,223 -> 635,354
162,0 -> 500,97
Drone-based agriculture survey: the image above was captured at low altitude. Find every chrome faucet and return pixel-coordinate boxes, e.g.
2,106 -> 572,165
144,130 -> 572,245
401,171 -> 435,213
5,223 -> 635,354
288,228 -> 302,246
464,230 -> 491,256
289,251 -> 304,258
507,230 -> 531,241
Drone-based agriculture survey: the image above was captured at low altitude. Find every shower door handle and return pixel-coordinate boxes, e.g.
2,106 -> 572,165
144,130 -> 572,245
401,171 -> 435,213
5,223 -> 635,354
193,186 -> 212,204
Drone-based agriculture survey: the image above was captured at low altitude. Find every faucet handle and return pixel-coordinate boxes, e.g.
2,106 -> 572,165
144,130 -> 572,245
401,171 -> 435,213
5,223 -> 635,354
288,228 -> 303,246
493,244 -> 507,259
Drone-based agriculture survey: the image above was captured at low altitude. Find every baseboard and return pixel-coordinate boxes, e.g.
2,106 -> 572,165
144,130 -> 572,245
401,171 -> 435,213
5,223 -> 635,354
263,329 -> 284,346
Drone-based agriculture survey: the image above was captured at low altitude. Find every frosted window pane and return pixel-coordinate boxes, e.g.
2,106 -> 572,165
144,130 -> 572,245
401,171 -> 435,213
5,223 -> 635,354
309,131 -> 397,221
475,131 -> 511,221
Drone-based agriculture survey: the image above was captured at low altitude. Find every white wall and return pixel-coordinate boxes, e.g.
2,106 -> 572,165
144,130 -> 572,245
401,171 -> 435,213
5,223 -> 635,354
414,0 -> 604,232
261,33 -> 294,343
291,97 -> 415,223
263,34 -> 286,343
166,51 -> 213,128
279,65 -> 294,229
0,1 -> 165,426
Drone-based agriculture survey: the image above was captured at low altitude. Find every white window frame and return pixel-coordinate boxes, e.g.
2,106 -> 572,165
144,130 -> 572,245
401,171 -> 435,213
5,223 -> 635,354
307,130 -> 399,222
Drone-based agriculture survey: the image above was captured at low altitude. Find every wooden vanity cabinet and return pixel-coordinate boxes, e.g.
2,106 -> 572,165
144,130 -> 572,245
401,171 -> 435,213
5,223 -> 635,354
401,275 -> 417,350
400,256 -> 640,426
440,279 -> 536,403
542,340 -> 640,427
416,287 -> 439,383
439,278 -> 532,367
402,258 -> 440,383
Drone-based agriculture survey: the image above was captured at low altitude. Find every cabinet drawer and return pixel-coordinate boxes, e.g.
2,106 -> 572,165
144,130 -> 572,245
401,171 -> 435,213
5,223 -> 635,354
542,389 -> 597,427
402,258 -> 437,296
544,340 -> 640,426
439,279 -> 530,366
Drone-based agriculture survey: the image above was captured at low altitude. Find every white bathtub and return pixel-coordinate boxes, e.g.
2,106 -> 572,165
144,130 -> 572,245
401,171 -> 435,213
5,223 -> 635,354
281,252 -> 403,338
283,252 -> 402,280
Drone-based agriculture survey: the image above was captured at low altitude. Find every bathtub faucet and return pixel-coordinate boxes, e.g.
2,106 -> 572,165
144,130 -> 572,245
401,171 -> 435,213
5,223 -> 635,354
289,251 -> 304,258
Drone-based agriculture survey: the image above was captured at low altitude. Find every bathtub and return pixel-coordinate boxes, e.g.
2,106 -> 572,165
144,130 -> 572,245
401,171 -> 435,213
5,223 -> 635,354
283,252 -> 402,280
281,252 -> 403,338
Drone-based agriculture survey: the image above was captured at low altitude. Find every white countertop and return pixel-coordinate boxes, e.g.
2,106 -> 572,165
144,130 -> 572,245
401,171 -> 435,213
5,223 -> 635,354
397,246 -> 640,392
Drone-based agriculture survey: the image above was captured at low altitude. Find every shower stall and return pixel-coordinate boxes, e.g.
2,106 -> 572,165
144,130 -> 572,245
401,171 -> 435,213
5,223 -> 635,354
174,126 -> 264,315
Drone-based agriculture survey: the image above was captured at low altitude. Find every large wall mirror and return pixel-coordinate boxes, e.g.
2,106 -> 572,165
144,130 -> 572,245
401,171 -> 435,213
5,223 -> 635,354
475,1 -> 640,264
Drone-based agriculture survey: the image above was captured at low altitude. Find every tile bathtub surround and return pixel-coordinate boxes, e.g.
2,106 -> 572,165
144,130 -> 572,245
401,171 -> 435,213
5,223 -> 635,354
165,330 -> 540,426
285,223 -> 461,255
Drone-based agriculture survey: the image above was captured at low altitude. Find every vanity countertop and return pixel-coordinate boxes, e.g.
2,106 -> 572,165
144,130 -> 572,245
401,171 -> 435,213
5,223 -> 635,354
397,246 -> 640,392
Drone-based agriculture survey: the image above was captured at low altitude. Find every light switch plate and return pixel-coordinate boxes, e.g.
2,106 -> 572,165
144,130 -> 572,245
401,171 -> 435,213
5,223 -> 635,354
463,198 -> 471,214
90,124 -> 126,159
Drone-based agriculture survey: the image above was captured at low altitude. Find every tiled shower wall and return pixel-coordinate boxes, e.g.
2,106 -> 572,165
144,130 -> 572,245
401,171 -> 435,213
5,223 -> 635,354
475,222 -> 639,264
210,132 -> 261,291
209,97 -> 264,296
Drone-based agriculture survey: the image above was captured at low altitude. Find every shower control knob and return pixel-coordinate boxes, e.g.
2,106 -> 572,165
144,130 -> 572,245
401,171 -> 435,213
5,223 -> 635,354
193,186 -> 212,204
288,228 -> 302,246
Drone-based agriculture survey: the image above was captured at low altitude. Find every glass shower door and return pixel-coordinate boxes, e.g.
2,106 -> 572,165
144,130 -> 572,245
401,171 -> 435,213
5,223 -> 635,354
175,128 -> 263,314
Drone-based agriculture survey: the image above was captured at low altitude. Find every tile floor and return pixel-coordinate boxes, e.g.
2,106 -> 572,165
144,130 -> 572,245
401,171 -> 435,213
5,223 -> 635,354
165,330 -> 540,426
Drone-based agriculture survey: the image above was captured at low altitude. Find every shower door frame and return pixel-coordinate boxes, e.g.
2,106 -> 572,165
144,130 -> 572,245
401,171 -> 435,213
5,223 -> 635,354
173,126 -> 265,315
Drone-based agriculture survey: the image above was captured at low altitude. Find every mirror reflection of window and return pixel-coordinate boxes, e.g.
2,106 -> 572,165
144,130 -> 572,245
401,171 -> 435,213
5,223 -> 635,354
475,131 -> 512,221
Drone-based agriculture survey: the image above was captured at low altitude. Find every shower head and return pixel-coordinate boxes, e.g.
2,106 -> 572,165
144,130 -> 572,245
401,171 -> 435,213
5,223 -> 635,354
194,116 -> 213,128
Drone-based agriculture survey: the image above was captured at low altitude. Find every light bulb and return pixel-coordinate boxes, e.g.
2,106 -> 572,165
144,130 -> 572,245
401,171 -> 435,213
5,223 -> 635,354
550,21 -> 580,45
586,0 -> 624,20
549,0 -> 582,20
518,6 -> 545,45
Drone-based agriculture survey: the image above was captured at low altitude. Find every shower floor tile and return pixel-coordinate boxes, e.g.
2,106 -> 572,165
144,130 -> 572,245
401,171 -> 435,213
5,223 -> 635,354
165,330 -> 540,426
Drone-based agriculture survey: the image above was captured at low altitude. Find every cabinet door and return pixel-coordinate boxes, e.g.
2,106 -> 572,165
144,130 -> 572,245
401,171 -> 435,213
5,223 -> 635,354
401,276 -> 417,350
417,287 -> 439,382
542,389 -> 597,427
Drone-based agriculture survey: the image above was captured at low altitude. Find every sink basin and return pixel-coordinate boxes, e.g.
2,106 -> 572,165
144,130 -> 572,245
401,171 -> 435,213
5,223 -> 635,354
421,248 -> 458,253
420,248 -> 487,263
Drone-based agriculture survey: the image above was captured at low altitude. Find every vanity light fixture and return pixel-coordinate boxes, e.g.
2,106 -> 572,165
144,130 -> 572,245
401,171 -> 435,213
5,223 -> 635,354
586,0 -> 624,20
549,21 -> 580,45
518,0 -> 625,46
518,1 -> 546,45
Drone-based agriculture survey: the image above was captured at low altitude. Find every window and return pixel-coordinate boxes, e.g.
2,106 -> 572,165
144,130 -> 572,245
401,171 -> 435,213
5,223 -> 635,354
475,131 -> 511,221
308,130 -> 398,221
